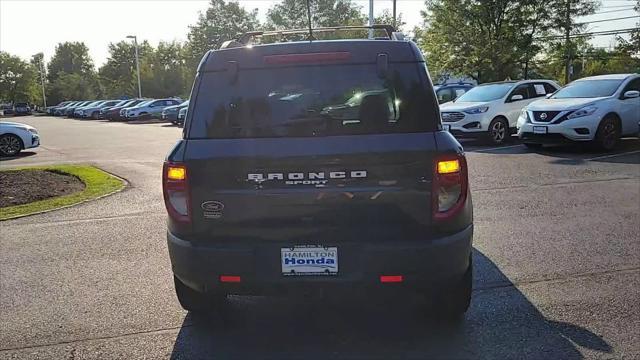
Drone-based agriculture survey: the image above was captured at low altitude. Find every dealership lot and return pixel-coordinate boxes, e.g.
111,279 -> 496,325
1,116 -> 639,359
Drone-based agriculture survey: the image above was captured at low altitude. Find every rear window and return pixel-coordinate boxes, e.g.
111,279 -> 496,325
187,63 -> 437,139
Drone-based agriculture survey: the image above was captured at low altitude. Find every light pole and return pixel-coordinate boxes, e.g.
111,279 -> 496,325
368,0 -> 374,39
126,35 -> 142,98
37,55 -> 47,108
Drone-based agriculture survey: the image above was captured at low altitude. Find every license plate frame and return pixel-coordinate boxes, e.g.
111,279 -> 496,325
281,245 -> 338,276
533,126 -> 548,134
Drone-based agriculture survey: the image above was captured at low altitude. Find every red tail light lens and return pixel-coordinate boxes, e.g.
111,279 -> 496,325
433,154 -> 468,221
163,162 -> 191,223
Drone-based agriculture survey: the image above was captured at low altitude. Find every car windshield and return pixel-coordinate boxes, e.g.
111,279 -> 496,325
133,100 -> 153,108
552,79 -> 624,98
455,83 -> 515,102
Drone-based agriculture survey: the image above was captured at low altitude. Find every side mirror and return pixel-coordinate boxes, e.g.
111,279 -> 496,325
545,93 -> 553,99
623,90 -> 640,99
510,94 -> 524,102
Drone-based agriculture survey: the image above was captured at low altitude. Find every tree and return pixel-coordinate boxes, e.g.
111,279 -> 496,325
47,42 -> 95,83
143,41 -> 190,98
415,0 -> 598,83
416,0 -> 523,82
375,9 -> 406,32
0,52 -> 39,104
98,40 -> 153,98
49,72 -> 97,101
266,0 -> 364,30
46,42 -> 98,103
185,0 -> 259,74
30,53 -> 47,107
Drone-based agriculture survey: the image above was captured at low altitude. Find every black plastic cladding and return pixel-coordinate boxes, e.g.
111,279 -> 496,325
198,40 -> 425,73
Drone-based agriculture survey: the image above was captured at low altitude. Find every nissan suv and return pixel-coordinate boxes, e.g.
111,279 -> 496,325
163,26 -> 473,317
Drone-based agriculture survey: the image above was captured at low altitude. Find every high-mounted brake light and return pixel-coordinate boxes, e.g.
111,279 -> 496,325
263,52 -> 351,65
163,162 -> 191,223
432,154 -> 468,221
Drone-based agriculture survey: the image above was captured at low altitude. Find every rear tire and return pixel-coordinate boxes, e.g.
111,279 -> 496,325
594,116 -> 620,151
174,276 -> 226,314
488,118 -> 510,145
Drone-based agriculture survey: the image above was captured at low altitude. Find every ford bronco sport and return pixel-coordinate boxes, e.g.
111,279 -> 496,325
163,25 -> 473,317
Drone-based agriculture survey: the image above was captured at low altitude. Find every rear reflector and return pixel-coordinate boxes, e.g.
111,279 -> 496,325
264,52 -> 351,65
220,275 -> 241,283
380,275 -> 403,283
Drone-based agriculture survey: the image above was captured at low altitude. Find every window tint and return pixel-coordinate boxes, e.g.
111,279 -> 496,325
454,87 -> 468,97
188,63 -> 437,139
543,83 -> 557,94
437,88 -> 455,103
510,84 -> 530,100
623,78 -> 640,92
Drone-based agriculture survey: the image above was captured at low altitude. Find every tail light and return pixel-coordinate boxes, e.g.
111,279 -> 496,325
432,154 -> 468,221
163,162 -> 191,223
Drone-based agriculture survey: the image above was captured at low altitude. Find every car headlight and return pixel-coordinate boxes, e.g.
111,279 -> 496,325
517,109 -> 529,128
464,106 -> 489,114
27,128 -> 38,134
567,105 -> 597,119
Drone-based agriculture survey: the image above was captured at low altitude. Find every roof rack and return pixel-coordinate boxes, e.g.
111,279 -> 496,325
220,25 -> 404,49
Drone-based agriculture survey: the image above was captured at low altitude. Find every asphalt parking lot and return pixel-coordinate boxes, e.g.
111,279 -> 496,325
1,116 -> 639,359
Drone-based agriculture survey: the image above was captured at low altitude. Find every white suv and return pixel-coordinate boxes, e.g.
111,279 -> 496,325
440,80 -> 560,144
518,74 -> 640,150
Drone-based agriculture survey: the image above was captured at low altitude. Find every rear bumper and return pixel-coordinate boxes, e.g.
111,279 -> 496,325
167,225 -> 473,296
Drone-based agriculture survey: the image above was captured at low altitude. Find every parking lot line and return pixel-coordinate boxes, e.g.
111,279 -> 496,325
472,144 -> 523,153
587,150 -> 640,161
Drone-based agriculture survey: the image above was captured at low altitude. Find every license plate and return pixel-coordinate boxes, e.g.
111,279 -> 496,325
443,124 -> 451,131
533,126 -> 548,134
281,246 -> 338,276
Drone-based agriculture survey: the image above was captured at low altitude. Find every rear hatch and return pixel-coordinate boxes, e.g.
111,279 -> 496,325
179,41 -> 442,243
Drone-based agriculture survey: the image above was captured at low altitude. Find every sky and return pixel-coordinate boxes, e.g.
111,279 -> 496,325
0,0 -> 637,67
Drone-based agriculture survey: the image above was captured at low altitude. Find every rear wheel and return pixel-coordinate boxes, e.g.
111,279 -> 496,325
0,134 -> 23,156
174,276 -> 226,314
594,116 -> 620,151
488,118 -> 509,145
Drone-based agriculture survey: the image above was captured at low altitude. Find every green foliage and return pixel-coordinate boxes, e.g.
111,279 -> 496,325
416,0 -> 599,83
46,42 -> 98,103
0,51 -> 40,103
266,0 -> 364,29
185,0 -> 259,73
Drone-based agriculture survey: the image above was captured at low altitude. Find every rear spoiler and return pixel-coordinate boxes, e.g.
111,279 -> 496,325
220,25 -> 405,49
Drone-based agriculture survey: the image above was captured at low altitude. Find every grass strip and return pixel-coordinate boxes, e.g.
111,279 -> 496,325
0,165 -> 125,220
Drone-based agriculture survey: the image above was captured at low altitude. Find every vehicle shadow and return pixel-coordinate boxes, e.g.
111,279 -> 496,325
169,249 -> 611,359
534,138 -> 640,165
0,151 -> 37,161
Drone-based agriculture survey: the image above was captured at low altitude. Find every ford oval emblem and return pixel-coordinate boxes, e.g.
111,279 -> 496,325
201,201 -> 224,212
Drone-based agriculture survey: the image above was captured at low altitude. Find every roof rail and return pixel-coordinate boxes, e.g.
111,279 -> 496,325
220,25 -> 403,49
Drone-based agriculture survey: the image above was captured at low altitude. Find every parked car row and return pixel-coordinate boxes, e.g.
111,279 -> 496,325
46,98 -> 186,122
1,103 -> 33,116
440,74 -> 640,149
